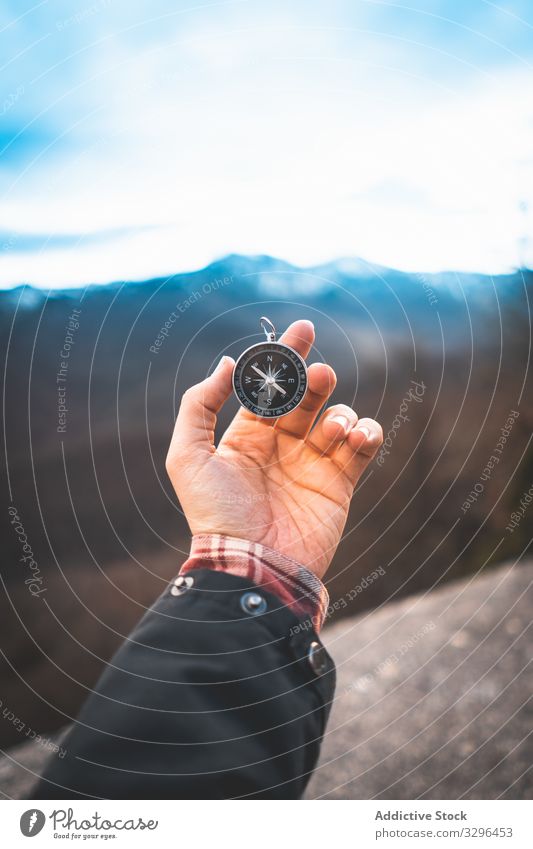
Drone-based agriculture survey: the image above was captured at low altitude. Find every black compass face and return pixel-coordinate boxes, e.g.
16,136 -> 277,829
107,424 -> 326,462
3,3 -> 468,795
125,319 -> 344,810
233,341 -> 308,418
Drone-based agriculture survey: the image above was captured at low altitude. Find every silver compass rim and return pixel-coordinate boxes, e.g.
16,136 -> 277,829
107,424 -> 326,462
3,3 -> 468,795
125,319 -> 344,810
231,340 -> 308,419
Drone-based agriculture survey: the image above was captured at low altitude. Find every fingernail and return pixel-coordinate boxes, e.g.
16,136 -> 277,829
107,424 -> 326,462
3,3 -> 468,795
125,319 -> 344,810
357,426 -> 371,440
330,415 -> 350,434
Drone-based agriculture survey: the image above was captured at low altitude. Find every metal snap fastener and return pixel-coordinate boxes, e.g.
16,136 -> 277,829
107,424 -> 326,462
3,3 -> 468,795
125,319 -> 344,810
170,575 -> 194,597
240,592 -> 267,616
308,641 -> 328,676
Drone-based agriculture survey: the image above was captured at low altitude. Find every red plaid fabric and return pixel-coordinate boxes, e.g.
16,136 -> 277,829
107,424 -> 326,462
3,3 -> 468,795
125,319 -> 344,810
179,534 -> 329,632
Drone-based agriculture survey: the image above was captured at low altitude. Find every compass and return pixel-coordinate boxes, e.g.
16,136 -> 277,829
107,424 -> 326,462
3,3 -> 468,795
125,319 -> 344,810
232,317 -> 308,418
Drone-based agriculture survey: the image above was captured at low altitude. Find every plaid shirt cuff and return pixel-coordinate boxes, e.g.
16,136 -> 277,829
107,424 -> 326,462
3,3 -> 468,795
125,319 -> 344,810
179,534 -> 329,632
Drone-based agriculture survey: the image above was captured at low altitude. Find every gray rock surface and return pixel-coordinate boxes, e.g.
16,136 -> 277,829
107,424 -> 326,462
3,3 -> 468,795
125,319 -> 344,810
1,561 -> 531,799
306,560 -> 533,799
0,729 -> 68,800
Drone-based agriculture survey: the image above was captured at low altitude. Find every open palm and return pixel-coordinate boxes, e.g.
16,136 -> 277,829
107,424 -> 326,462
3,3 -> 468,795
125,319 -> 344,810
166,321 -> 382,579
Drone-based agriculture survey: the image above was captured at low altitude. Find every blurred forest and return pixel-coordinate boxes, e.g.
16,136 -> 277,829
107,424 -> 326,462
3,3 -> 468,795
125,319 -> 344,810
1,255 -> 532,747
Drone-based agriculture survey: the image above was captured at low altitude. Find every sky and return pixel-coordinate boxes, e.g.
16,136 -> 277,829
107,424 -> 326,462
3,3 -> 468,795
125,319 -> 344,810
0,0 -> 532,288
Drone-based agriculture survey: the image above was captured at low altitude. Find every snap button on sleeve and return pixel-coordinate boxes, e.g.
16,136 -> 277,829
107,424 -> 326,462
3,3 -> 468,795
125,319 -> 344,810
170,575 -> 194,597
308,640 -> 329,676
240,592 -> 267,616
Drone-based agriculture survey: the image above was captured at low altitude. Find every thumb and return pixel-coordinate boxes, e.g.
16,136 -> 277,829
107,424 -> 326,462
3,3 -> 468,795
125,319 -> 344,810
166,355 -> 235,469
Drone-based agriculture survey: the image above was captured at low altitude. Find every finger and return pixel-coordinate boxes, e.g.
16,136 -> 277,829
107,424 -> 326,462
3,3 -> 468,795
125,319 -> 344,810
166,356 -> 235,469
275,362 -> 336,440
230,318 -> 315,427
277,318 -> 315,358
335,417 -> 383,483
306,403 -> 359,456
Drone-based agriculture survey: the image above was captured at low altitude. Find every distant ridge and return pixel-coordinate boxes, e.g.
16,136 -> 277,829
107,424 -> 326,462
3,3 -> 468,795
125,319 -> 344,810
1,253 -> 528,301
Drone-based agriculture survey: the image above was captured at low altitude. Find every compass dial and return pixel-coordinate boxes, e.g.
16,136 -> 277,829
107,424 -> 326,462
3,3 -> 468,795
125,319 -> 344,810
232,342 -> 307,418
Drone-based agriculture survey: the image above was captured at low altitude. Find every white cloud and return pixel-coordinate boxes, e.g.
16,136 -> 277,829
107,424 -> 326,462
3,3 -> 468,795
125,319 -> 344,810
1,9 -> 532,287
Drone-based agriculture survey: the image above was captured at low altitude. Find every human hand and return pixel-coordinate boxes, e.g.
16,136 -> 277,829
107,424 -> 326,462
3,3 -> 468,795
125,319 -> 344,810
166,320 -> 382,580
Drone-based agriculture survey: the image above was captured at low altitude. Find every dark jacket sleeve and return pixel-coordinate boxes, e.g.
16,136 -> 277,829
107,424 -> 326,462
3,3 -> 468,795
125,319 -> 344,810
33,569 -> 335,799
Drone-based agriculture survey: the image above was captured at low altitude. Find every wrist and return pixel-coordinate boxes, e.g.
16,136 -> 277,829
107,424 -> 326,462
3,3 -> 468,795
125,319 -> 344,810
179,533 -> 329,632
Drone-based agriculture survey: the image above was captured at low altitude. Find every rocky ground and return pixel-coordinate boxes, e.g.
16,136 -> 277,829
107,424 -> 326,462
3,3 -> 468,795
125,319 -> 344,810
306,560 -> 533,799
1,560 -> 531,800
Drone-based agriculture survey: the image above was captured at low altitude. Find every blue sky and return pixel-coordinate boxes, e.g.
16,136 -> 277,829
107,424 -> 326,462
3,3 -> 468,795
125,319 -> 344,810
1,0 -> 532,287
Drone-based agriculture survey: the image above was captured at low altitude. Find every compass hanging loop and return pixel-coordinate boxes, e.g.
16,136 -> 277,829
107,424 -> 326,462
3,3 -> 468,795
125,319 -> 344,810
260,316 -> 276,343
